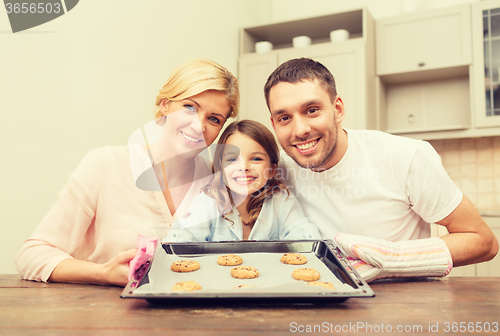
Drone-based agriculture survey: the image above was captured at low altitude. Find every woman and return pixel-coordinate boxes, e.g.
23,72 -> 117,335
15,59 -> 239,286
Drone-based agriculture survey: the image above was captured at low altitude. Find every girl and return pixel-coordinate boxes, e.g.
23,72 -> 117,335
165,120 -> 320,242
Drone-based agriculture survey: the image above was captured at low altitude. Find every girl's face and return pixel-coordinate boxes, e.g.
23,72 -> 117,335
160,90 -> 231,158
222,132 -> 276,198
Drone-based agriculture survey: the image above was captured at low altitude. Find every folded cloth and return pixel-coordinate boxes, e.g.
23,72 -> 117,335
128,235 -> 158,281
335,233 -> 453,283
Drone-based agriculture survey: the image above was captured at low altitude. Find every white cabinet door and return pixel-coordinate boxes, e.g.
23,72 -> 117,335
277,42 -> 365,130
377,4 -> 472,75
385,77 -> 471,134
238,53 -> 278,133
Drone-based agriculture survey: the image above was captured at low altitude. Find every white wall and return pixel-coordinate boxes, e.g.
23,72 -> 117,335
0,0 -> 270,274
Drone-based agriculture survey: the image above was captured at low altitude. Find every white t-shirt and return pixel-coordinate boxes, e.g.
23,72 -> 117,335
278,129 -> 463,242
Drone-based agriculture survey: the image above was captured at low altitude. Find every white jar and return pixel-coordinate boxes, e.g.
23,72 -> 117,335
292,36 -> 311,48
330,29 -> 349,43
255,41 -> 273,53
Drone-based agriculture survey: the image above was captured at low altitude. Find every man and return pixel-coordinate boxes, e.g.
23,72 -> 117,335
264,58 -> 498,281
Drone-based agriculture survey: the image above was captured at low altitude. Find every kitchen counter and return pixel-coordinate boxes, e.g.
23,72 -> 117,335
1,274 -> 499,335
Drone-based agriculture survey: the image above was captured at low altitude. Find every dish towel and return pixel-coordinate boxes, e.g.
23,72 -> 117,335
335,233 -> 453,283
128,235 -> 158,281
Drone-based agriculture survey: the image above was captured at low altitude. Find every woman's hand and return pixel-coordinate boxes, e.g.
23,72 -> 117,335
100,249 -> 138,286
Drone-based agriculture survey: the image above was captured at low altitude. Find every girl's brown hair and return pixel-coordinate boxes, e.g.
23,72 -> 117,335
203,120 -> 288,227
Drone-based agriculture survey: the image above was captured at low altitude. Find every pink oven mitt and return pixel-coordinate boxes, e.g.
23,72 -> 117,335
335,233 -> 453,283
128,235 -> 158,281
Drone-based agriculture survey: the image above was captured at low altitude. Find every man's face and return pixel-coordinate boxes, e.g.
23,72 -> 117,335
269,80 -> 344,171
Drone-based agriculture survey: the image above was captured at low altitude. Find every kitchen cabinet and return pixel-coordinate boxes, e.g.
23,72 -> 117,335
238,8 -> 376,133
238,53 -> 278,133
472,0 -> 500,128
376,4 -> 471,76
376,4 -> 473,137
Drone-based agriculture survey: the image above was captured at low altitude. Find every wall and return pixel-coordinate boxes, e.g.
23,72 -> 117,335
0,0 -> 271,274
429,137 -> 500,211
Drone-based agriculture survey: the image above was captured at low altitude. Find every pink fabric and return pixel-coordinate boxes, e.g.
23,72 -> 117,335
128,235 -> 158,280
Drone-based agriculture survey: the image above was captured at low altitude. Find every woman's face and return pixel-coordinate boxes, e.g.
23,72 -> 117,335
160,90 -> 231,157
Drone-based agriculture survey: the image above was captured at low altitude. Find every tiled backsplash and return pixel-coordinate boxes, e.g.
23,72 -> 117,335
428,136 -> 500,211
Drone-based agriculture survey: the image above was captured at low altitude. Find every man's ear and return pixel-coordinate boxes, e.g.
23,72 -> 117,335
270,115 -> 276,130
334,96 -> 345,124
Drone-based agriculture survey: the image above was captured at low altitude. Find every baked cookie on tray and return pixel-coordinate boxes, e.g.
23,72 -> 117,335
292,268 -> 321,281
217,254 -> 243,266
171,281 -> 202,292
307,281 -> 335,290
171,260 -> 200,273
231,266 -> 259,279
280,253 -> 308,265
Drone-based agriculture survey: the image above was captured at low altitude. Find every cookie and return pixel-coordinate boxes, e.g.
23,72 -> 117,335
280,253 -> 308,265
231,266 -> 259,279
217,254 -> 243,266
292,268 -> 320,281
307,281 -> 335,290
171,260 -> 200,273
171,281 -> 202,292
233,284 -> 258,289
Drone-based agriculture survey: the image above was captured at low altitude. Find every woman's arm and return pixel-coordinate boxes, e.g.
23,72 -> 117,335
48,249 -> 137,286
16,149 -> 103,283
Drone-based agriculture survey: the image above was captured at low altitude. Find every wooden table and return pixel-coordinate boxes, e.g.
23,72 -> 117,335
1,275 -> 499,335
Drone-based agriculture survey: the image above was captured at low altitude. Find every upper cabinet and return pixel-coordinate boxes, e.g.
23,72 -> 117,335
472,0 -> 500,128
238,8 -> 377,133
375,4 -> 476,139
376,5 -> 472,77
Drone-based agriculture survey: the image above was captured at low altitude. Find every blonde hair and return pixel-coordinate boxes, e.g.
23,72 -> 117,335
154,59 -> 239,119
204,120 -> 288,227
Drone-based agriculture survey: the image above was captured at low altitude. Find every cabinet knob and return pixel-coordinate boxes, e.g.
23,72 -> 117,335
408,114 -> 415,124
418,62 -> 426,67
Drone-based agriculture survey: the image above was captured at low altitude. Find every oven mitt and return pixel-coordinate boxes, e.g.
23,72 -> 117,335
128,235 -> 158,281
335,233 -> 453,282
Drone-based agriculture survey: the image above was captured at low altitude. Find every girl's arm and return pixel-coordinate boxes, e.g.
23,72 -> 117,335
163,193 -> 219,243
277,191 -> 321,240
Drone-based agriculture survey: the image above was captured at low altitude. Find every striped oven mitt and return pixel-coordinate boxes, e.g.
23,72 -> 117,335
335,233 -> 453,283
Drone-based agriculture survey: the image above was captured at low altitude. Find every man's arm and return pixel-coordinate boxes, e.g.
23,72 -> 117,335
437,195 -> 498,267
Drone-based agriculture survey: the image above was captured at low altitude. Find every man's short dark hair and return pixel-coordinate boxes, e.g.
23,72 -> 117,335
264,58 -> 337,108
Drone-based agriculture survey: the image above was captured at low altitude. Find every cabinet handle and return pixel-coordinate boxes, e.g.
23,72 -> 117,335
418,62 -> 425,67
408,114 -> 415,124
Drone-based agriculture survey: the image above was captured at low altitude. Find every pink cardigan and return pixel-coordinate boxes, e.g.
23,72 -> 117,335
15,146 -> 211,282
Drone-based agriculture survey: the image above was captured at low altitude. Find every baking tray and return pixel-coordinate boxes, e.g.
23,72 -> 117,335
121,240 -> 374,304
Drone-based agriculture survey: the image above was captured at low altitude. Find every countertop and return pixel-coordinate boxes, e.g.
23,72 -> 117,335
1,274 -> 499,335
